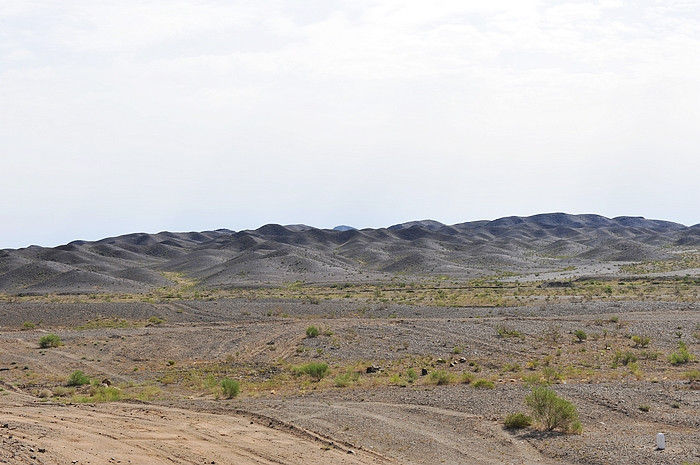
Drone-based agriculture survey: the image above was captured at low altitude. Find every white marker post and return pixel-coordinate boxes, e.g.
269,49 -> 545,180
656,433 -> 665,450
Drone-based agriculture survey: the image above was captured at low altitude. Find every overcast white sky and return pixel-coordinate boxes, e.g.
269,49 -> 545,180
2,0 -> 699,248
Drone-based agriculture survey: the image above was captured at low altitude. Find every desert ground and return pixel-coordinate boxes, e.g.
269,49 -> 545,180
1,278 -> 700,464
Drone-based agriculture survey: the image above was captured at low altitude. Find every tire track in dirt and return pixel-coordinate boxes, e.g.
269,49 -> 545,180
0,392 -> 395,465
241,399 -> 569,465
405,320 -> 528,358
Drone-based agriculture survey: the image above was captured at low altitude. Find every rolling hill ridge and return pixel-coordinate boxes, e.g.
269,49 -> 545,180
1,213 -> 699,294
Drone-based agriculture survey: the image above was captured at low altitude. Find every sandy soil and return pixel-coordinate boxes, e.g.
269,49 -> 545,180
0,390 -> 391,465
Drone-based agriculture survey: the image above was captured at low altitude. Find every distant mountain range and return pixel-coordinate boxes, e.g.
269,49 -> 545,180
1,213 -> 699,294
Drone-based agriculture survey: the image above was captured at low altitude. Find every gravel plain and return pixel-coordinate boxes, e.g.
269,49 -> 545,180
0,297 -> 699,464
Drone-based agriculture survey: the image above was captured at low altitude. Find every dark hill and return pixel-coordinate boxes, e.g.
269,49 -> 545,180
0,213 -> 697,294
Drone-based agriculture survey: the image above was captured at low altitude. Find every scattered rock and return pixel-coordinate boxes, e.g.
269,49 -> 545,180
366,365 -> 381,374
421,368 -> 429,376
101,378 -> 112,386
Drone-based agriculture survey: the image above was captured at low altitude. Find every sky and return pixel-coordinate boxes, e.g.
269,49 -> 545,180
2,0 -> 700,249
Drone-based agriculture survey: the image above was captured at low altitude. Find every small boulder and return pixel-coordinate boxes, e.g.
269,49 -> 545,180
421,368 -> 429,376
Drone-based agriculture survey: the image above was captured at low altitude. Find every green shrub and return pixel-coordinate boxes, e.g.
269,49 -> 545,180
39,334 -> 62,348
613,350 -> 638,367
504,412 -> 532,429
334,372 -> 359,387
305,326 -> 320,338
72,386 -> 122,403
573,330 -> 587,342
389,373 -> 406,386
92,386 -> 122,402
683,370 -> 700,381
460,372 -> 475,384
525,386 -> 580,433
406,368 -> 418,384
639,350 -> 660,360
541,366 -> 562,384
67,370 -> 90,386
22,321 -> 36,330
497,325 -> 525,340
428,370 -> 454,386
472,379 -> 495,389
220,378 -> 240,398
296,362 -> 329,381
669,342 -> 694,365
569,420 -> 583,434
638,404 -> 650,412
147,316 -> 164,325
631,335 -> 651,348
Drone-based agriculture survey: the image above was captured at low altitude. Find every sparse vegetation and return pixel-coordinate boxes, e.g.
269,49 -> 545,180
67,370 -> 90,386
4,244 -> 700,464
147,316 -> 165,325
71,386 -> 122,403
497,325 -> 525,340
220,378 -> 240,398
631,334 -> 651,348
305,325 -> 320,338
669,342 -> 694,365
428,370 -> 454,386
542,325 -> 562,344
39,334 -> 62,348
613,351 -> 638,367
573,329 -> 587,342
294,362 -> 329,381
472,379 -> 495,389
525,386 -> 581,433
406,368 -> 419,384
504,412 -> 532,429
334,372 -> 359,387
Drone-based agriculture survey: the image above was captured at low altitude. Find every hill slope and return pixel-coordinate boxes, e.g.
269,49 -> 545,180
1,213 -> 698,294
